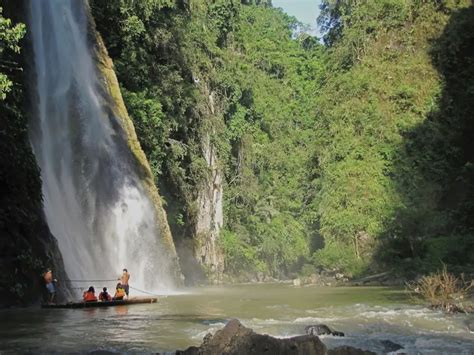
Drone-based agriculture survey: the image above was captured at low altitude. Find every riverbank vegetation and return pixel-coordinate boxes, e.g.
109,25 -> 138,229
91,0 -> 473,282
310,0 -> 474,279
408,266 -> 473,313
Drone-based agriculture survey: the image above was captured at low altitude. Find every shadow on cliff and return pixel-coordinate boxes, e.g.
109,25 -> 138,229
374,4 -> 474,276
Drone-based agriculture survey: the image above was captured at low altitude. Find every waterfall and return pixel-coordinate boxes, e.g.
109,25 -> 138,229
27,0 -> 176,295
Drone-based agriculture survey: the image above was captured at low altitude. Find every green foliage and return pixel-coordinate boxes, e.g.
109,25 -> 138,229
220,229 -> 264,274
257,214 -> 309,274
91,0 -> 203,210
122,89 -> 166,177
424,236 -> 474,270
92,0 -> 324,277
299,263 -> 317,277
212,5 -> 324,276
312,0 -> 474,276
92,0 -> 474,280
313,239 -> 366,277
0,6 -> 26,99
207,0 -> 240,47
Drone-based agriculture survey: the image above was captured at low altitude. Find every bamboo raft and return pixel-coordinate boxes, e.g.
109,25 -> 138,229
42,297 -> 157,309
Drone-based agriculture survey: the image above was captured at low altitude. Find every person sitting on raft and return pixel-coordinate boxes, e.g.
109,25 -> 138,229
113,283 -> 126,300
99,287 -> 112,301
83,286 -> 98,302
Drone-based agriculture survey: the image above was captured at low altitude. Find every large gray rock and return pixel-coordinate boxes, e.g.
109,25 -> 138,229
176,319 -> 374,355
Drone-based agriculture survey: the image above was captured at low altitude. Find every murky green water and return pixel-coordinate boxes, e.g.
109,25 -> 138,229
1,284 -> 473,354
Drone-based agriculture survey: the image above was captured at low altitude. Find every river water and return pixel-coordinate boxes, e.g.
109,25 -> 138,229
1,284 -> 473,354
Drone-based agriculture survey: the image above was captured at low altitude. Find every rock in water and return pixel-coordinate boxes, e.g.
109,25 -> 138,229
177,319 -> 373,355
380,340 -> 404,352
305,324 -> 345,337
328,346 -> 375,355
466,316 -> 474,332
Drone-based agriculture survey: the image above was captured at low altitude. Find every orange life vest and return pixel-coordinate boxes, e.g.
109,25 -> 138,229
83,291 -> 97,302
114,288 -> 125,299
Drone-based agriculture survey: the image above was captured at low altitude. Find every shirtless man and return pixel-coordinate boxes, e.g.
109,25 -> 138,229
119,268 -> 130,297
43,269 -> 57,304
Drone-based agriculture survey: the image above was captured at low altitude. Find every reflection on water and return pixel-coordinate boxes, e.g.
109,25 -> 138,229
115,305 -> 129,316
1,284 -> 473,354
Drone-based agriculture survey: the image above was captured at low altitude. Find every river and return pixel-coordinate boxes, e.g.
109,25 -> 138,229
1,284 -> 473,354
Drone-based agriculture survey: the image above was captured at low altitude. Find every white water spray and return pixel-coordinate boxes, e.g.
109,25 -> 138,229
27,0 -> 176,295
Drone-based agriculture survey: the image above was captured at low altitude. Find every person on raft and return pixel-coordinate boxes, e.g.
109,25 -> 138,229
113,283 -> 126,300
118,268 -> 130,297
83,286 -> 98,302
43,269 -> 57,304
99,287 -> 112,301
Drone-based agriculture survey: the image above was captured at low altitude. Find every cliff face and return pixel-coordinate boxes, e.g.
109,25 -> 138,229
193,87 -> 225,283
85,3 -> 183,284
0,0 -> 70,307
88,1 -> 227,284
0,0 -> 184,308
164,85 -> 225,285
194,135 -> 224,282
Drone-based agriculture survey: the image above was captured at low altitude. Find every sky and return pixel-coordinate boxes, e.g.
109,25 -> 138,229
272,0 -> 322,37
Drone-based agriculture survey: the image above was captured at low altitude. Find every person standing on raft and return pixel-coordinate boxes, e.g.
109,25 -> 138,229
119,268 -> 130,297
43,269 -> 57,304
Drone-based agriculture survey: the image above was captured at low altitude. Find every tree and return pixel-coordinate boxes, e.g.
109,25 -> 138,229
0,6 -> 25,100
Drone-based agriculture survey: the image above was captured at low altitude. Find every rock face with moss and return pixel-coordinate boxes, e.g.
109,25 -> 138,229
194,139 -> 224,282
83,3 -> 182,282
194,134 -> 224,283
191,80 -> 225,283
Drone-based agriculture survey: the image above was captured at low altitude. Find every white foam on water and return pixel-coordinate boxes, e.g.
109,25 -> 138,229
359,307 -> 433,319
250,318 -> 280,324
293,316 -> 342,323
191,323 -> 227,340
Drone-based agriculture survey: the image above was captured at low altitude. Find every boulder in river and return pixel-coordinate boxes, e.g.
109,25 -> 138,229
305,324 -> 345,337
176,319 -> 373,355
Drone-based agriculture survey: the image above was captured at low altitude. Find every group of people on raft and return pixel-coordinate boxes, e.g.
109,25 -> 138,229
43,268 -> 131,304
83,269 -> 130,302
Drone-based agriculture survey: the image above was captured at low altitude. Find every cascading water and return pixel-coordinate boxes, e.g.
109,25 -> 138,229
27,0 -> 176,295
